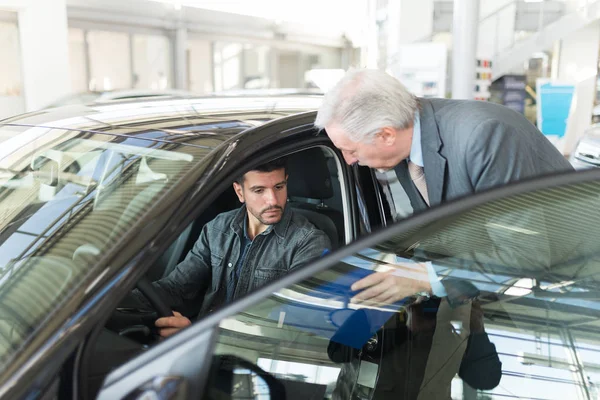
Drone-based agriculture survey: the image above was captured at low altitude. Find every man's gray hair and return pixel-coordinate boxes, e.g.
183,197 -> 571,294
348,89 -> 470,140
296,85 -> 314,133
315,69 -> 418,143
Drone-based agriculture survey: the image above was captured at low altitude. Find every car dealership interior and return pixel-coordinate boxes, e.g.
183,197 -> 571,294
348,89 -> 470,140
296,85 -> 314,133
2,1 -> 600,400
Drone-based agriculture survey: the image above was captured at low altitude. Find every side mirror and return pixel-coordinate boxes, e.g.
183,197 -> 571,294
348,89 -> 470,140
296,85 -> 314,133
206,354 -> 286,400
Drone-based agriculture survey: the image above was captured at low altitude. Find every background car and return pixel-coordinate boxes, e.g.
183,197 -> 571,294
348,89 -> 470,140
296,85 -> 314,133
44,89 -> 197,108
569,124 -> 600,169
0,96 -> 599,400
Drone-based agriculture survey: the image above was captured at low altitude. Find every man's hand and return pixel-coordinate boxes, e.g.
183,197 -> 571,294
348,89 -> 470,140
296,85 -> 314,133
155,311 -> 191,338
350,266 -> 431,307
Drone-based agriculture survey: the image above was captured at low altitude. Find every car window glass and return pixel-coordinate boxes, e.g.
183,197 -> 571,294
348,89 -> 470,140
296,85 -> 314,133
0,127 -> 210,367
122,144 -> 349,330
286,146 -> 348,248
208,175 -> 600,399
145,145 -> 348,316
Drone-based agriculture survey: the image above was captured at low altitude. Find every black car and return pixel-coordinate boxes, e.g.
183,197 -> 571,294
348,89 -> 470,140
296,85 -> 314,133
0,96 -> 599,400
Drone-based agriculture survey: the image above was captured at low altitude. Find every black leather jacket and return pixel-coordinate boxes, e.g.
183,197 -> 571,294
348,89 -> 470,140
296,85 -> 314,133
140,205 -> 331,317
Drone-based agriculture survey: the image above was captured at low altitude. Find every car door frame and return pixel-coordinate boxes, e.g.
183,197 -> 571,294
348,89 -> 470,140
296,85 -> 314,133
96,164 -> 600,399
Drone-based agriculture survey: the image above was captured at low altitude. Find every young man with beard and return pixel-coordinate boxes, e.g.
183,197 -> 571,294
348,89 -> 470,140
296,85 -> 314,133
139,158 -> 331,337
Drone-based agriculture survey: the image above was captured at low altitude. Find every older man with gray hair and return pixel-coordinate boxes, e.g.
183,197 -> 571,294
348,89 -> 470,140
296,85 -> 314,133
316,68 -> 572,399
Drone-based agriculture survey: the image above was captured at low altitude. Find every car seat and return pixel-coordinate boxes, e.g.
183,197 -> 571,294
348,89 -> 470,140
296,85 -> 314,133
286,147 -> 344,249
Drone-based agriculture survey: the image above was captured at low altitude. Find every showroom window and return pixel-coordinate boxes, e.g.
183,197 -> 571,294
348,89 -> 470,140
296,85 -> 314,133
213,42 -> 245,91
132,33 -> 172,90
87,30 -> 132,91
68,27 -> 174,93
187,38 -> 213,93
213,42 -> 272,91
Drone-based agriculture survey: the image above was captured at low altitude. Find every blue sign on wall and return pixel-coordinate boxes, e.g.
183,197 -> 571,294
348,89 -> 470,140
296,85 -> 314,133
536,81 -> 575,139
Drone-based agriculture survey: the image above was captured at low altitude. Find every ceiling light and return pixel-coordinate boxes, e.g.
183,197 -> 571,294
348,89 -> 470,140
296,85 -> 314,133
541,280 -> 575,290
505,278 -> 533,297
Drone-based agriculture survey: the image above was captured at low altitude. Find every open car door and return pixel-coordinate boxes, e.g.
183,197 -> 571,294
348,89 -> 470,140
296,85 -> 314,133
98,168 -> 600,400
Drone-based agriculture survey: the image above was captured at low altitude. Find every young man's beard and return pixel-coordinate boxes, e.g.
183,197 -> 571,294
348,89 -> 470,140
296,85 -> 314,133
255,205 -> 284,225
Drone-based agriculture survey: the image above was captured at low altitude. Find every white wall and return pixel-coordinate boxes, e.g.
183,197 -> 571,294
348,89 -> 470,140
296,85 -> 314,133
387,0 -> 434,63
477,0 -> 516,60
318,51 -> 342,69
278,52 -> 301,88
0,95 -> 24,118
87,30 -> 131,91
10,0 -> 71,111
0,19 -> 24,118
426,0 -> 518,73
559,21 -> 600,155
400,0 -> 434,43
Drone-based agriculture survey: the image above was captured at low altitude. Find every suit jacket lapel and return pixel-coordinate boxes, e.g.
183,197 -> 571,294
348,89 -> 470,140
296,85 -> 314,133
418,98 -> 447,207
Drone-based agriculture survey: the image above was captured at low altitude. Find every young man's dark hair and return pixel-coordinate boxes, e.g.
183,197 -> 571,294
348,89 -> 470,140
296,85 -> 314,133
234,157 -> 287,185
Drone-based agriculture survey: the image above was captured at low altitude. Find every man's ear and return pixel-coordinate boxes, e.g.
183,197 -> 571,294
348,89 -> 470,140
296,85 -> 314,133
378,127 -> 397,146
233,182 -> 245,203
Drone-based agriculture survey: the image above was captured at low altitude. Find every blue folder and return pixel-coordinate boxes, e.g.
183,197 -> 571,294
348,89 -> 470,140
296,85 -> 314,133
268,252 -> 409,349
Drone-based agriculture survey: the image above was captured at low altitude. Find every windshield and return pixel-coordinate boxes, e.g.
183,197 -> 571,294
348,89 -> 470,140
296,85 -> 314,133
0,125 -> 211,366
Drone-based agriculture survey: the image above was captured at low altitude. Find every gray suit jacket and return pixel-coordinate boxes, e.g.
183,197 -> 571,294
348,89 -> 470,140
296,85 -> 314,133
395,98 -> 574,213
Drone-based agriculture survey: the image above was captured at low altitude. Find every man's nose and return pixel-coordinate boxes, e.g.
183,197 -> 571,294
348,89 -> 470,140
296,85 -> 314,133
264,189 -> 277,204
343,153 -> 357,165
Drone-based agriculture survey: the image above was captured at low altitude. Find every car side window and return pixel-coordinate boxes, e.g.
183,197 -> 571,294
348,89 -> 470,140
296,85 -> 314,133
204,174 -> 600,400
137,145 -> 349,318
149,145 -> 349,285
286,146 -> 348,248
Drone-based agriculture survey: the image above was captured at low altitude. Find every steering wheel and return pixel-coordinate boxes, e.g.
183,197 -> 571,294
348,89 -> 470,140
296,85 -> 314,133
136,276 -> 173,318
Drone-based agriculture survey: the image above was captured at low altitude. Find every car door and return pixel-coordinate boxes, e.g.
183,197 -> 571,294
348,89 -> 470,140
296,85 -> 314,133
97,167 -> 600,400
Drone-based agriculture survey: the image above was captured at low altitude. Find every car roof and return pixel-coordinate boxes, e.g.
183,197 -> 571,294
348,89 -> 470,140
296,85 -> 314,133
0,95 -> 323,146
94,89 -> 196,102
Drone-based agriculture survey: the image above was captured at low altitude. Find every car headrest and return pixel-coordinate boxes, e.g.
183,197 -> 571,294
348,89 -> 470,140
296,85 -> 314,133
286,147 -> 334,199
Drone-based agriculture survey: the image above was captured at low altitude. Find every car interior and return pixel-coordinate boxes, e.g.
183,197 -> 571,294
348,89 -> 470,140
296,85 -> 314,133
82,145 -> 348,398
147,145 -> 346,285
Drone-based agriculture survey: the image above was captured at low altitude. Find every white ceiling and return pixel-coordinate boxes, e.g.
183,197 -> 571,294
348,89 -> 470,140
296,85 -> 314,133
144,0 -> 368,44
66,0 -> 368,48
